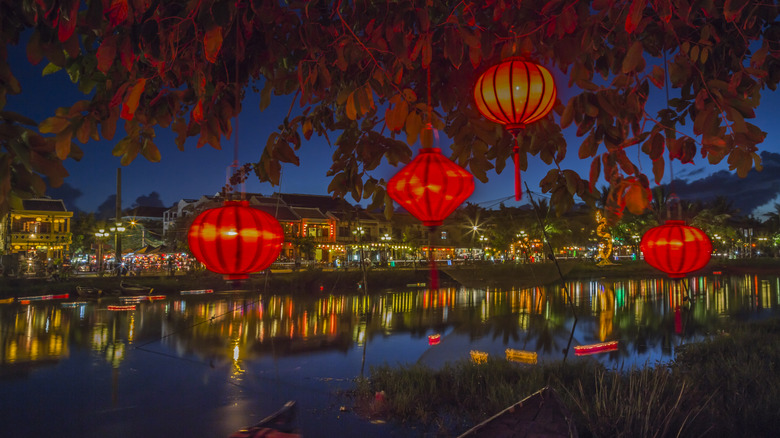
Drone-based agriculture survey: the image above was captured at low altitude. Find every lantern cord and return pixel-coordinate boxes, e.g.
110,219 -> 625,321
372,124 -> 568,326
513,134 -> 522,201
226,8 -> 244,200
525,182 -> 577,362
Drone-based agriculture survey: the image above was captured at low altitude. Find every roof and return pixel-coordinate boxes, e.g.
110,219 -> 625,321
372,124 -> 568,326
253,204 -> 300,221
274,193 -> 354,212
291,207 -> 328,220
20,198 -> 68,212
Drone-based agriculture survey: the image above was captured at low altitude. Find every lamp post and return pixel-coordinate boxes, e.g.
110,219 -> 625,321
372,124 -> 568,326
380,233 -> 392,264
109,223 -> 125,276
479,235 -> 488,260
95,229 -> 109,275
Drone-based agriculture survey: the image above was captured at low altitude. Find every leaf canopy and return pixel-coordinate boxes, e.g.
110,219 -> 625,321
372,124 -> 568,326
0,0 -> 777,223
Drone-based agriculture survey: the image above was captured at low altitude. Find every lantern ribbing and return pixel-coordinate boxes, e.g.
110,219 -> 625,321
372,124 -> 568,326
640,220 -> 712,279
387,148 -> 475,227
473,59 -> 557,200
188,200 -> 284,280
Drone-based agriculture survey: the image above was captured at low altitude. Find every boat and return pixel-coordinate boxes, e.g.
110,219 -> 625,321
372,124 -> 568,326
76,286 -> 102,298
229,400 -> 300,438
120,281 -> 154,296
458,386 -> 578,438
0,297 -> 14,304
573,340 -> 618,356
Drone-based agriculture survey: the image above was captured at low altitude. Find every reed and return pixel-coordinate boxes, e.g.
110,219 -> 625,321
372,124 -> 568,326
351,319 -> 780,437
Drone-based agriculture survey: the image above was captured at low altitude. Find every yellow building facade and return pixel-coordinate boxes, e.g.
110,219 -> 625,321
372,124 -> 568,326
1,198 -> 73,261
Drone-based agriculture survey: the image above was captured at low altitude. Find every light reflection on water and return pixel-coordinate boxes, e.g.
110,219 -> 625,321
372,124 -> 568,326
0,273 -> 778,437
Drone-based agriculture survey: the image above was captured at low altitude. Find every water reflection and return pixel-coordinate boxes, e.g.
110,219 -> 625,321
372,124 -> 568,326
2,274 -> 779,375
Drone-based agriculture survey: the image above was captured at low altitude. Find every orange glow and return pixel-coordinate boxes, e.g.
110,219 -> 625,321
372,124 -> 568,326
188,200 -> 284,280
474,59 -> 557,132
387,148 -> 474,227
640,221 -> 712,278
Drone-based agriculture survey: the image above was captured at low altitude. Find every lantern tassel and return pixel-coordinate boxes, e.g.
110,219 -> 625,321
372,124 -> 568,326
513,145 -> 522,201
428,226 -> 439,289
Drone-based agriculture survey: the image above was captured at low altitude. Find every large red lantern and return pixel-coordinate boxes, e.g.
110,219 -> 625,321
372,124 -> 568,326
639,220 -> 712,278
188,200 -> 284,280
387,147 -> 475,226
388,146 -> 474,289
473,58 -> 557,200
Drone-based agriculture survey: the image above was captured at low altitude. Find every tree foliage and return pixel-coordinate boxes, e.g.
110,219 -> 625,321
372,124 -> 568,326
0,0 -> 777,222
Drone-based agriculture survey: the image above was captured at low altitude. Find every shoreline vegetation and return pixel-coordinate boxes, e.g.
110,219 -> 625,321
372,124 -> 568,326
352,318 -> 780,437
2,257 -> 780,298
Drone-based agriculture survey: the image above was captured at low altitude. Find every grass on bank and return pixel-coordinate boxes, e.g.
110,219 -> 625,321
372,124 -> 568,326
352,319 -> 780,438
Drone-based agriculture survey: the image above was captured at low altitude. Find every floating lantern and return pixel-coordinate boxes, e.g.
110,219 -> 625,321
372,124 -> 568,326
428,334 -> 441,345
188,200 -> 284,280
470,350 -> 488,364
640,220 -> 712,278
474,58 -> 557,200
574,340 -> 619,356
506,348 -> 538,364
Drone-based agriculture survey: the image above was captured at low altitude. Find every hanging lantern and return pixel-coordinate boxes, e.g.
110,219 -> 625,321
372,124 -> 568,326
387,147 -> 474,226
473,58 -> 557,200
640,220 -> 712,279
188,200 -> 284,280
388,146 -> 474,289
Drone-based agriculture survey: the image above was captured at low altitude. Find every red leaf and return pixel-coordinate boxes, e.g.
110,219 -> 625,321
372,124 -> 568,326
192,100 -> 204,122
120,78 -> 147,120
57,0 -> 79,42
625,0 -> 646,34
204,26 -> 224,64
97,36 -> 117,74
119,35 -> 135,71
106,0 -> 129,26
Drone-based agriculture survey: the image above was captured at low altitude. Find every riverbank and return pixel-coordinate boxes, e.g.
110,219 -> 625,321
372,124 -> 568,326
351,317 -> 780,437
2,258 -> 779,298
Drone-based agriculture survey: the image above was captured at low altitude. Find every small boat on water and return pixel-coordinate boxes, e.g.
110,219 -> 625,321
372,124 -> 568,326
0,297 -> 14,304
229,401 -> 300,438
120,281 -> 154,296
76,286 -> 102,298
458,387 -> 578,438
573,340 -> 618,356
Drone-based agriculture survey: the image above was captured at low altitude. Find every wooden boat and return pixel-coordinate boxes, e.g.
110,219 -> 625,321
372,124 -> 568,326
76,286 -> 102,298
229,401 -> 300,438
458,387 -> 578,438
120,281 -> 154,296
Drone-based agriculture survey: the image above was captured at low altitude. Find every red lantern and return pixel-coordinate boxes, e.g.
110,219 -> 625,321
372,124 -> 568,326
387,147 -> 475,227
473,58 -> 557,200
188,200 -> 284,280
640,220 -> 712,278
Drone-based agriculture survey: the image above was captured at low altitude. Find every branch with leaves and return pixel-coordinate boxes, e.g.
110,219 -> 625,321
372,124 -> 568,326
0,0 -> 776,224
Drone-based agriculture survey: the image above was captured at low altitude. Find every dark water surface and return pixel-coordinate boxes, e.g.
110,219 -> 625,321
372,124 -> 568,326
1,273 -> 778,437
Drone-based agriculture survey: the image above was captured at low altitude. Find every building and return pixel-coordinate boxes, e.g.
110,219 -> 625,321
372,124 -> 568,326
1,198 -> 73,273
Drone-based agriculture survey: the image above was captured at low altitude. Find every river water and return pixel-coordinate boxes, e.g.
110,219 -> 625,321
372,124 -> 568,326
1,273 -> 778,437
